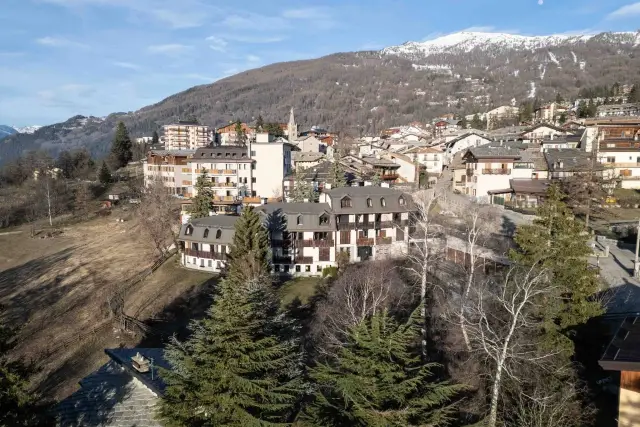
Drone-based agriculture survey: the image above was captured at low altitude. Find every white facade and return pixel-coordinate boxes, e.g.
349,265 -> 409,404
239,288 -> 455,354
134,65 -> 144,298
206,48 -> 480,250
445,134 -> 494,164
407,148 -> 443,174
251,142 -> 293,199
188,158 -> 254,199
463,159 -> 534,199
598,150 -> 640,188
384,154 -> 417,183
293,136 -> 325,153
521,125 -> 569,144
164,123 -> 212,150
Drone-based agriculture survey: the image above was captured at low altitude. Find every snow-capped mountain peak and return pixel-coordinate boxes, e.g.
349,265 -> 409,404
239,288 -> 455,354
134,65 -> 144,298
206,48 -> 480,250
381,30 -> 638,58
13,125 -> 42,134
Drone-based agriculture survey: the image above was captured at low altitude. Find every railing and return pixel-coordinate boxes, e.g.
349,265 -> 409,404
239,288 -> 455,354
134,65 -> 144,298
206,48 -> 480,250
393,219 -> 409,227
381,173 -> 399,180
184,248 -> 227,260
211,182 -> 237,188
210,169 -> 236,175
376,237 -> 392,245
213,196 -> 237,202
482,168 -> 511,175
294,256 -> 314,264
455,181 -> 465,187
295,239 -> 334,248
241,197 -> 262,204
356,238 -> 375,246
337,222 -> 357,231
602,162 -> 640,168
466,169 -> 474,176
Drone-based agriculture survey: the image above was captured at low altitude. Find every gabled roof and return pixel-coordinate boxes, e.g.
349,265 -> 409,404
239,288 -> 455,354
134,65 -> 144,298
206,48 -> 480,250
325,186 -> 414,214
179,215 -> 239,244
522,123 -> 568,134
544,149 -> 602,171
465,146 -> 523,160
257,202 -> 333,232
446,132 -> 493,147
190,147 -> 251,162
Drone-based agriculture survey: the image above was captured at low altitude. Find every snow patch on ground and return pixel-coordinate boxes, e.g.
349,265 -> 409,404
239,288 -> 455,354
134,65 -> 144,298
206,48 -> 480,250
513,69 -> 520,77
579,61 -> 586,70
370,106 -> 381,112
539,64 -> 546,80
14,125 -> 42,134
571,51 -> 577,63
411,64 -> 453,75
548,52 -> 560,67
414,89 -> 426,96
528,81 -> 537,98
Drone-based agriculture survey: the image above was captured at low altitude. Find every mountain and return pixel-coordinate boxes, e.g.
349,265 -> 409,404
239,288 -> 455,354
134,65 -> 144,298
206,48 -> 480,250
2,30 -> 639,165
0,125 -> 17,141
13,125 -> 42,134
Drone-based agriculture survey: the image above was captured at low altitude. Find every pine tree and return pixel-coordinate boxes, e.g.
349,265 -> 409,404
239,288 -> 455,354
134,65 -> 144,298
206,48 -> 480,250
234,120 -> 247,146
629,84 -> 640,103
1,311 -> 52,426
458,116 -> 467,129
227,206 -> 271,284
292,168 -> 315,202
256,115 -> 265,131
109,121 -> 133,169
304,310 -> 464,426
158,277 -> 303,427
510,184 -> 602,353
470,113 -> 483,129
98,161 -> 111,185
555,92 -> 564,103
152,130 -> 160,145
558,112 -> 567,125
371,173 -> 381,187
190,169 -> 213,219
74,183 -> 91,219
330,153 -> 346,188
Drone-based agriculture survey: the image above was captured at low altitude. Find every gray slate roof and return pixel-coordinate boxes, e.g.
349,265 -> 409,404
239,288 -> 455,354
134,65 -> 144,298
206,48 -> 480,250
190,146 -> 251,162
179,215 -> 239,244
257,202 -> 333,232
466,146 -> 523,159
544,149 -> 602,171
325,186 -> 414,214
292,152 -> 325,162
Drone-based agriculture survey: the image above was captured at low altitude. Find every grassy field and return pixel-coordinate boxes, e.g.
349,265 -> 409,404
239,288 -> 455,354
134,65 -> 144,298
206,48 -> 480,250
0,212 -> 215,400
278,276 -> 323,307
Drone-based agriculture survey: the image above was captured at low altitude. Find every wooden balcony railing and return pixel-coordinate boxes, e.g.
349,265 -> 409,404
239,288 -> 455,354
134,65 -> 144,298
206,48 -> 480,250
211,182 -> 236,188
184,248 -> 227,260
356,238 -> 375,246
210,169 -> 236,175
381,173 -> 399,180
295,239 -> 334,248
376,237 -> 392,245
337,222 -> 357,231
482,168 -> 511,175
455,181 -> 465,186
603,162 -> 640,168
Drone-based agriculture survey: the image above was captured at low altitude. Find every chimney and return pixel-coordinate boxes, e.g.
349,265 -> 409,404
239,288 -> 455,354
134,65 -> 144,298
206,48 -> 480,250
131,352 -> 150,373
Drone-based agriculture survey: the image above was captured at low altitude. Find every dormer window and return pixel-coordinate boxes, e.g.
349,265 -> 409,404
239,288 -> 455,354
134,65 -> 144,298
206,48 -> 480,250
367,198 -> 372,207
203,228 -> 209,238
297,215 -> 303,225
399,196 -> 405,206
341,197 -> 352,208
319,214 -> 329,225
217,153 -> 222,157
216,229 -> 222,239
380,197 -> 386,207
185,225 -> 193,235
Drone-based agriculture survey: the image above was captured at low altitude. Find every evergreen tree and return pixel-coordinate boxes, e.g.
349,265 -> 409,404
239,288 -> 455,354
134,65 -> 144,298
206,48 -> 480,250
371,173 -> 381,187
264,123 -> 285,138
304,310 -> 463,426
158,277 -> 303,427
151,130 -> 160,145
587,99 -> 597,117
555,93 -> 564,103
256,115 -> 265,131
227,206 -> 271,285
1,310 -> 52,426
470,113 -> 483,129
510,184 -> 602,353
98,161 -> 111,185
109,121 -> 133,169
629,84 -> 640,103
458,116 -> 467,129
330,153 -> 346,188
577,101 -> 588,118
558,112 -> 567,125
292,168 -> 312,202
234,120 -> 247,146
190,169 -> 213,219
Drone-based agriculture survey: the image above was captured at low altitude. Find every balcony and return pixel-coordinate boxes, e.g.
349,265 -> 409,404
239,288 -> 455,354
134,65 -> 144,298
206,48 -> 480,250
295,239 -> 334,248
212,196 -> 238,203
211,182 -> 237,188
337,222 -> 357,231
603,162 -> 640,168
210,169 -> 236,175
184,248 -> 227,260
466,169 -> 474,177
482,168 -> 511,175
380,173 -> 399,181
356,238 -> 375,246
376,237 -> 392,245
455,181 -> 465,187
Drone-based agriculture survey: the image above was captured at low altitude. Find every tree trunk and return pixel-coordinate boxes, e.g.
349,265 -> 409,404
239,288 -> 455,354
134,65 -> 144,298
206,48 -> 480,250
460,247 -> 474,351
488,361 -> 503,427
46,180 -> 53,227
420,258 -> 428,358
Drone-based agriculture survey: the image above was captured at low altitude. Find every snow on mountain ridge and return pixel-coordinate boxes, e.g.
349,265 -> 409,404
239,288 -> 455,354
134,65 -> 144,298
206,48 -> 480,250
382,31 -> 638,57
13,125 -> 42,134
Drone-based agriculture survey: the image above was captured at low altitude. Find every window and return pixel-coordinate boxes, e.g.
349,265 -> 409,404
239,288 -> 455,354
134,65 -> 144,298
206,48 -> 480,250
274,265 -> 280,272
208,260 -> 212,267
305,265 -> 311,272
295,265 -> 301,272
185,225 -> 193,235
252,177 -> 256,183
607,157 -> 616,163
380,198 -> 386,207
340,230 -> 351,244
319,247 -> 330,261
341,197 -> 352,208
367,198 -> 372,207
319,214 -> 329,225
251,163 -> 256,170
213,229 -> 221,239
297,215 -> 303,225
203,229 -> 209,238
317,265 -> 322,272
399,196 -> 405,205
251,150 -> 256,156
284,265 -> 290,273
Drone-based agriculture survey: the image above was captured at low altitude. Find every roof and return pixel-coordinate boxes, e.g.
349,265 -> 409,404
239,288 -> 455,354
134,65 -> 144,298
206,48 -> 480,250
56,348 -> 169,427
509,178 -> 550,194
179,215 -> 239,244
544,149 -> 602,171
257,202 -> 333,232
325,186 -> 414,214
600,316 -> 640,372
149,149 -> 196,157
190,146 -> 251,162
465,146 -> 523,160
292,152 -> 325,162
446,132 -> 493,148
287,160 -> 366,184
523,123 -> 568,134
360,156 -> 400,168
404,146 -> 442,154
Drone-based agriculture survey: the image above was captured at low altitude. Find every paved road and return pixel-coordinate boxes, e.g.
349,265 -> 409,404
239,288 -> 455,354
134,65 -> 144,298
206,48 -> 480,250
590,242 -> 640,313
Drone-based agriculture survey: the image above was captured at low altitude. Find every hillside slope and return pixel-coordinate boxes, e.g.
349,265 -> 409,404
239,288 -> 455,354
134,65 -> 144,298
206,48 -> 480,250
2,31 -> 639,164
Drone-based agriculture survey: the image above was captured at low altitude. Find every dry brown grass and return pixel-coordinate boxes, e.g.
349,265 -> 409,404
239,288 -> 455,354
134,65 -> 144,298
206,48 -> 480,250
0,211 -> 213,400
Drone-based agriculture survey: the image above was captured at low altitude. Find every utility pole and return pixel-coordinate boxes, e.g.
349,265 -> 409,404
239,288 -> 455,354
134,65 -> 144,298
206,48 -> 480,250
635,218 -> 640,279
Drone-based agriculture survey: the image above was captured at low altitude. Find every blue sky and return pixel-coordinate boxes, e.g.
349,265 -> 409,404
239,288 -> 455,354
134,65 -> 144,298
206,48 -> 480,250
1,0 -> 639,126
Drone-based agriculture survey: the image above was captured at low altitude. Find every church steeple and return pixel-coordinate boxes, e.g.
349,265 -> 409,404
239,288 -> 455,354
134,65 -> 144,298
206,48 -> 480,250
287,107 -> 297,141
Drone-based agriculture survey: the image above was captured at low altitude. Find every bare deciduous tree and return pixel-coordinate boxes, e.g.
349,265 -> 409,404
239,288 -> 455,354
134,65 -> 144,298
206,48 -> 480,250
463,266 -> 559,427
311,260 -> 409,354
138,180 -> 179,257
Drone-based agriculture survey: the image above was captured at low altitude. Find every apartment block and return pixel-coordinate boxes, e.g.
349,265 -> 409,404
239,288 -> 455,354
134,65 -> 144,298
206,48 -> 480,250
164,120 -> 212,150
177,187 -> 415,276
188,147 -> 255,201
143,150 -> 195,196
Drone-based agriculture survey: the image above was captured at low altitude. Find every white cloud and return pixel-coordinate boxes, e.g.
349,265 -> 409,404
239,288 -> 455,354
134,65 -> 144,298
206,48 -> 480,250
35,36 -> 87,48
219,34 -> 286,44
112,61 -> 141,70
220,13 -> 287,30
607,2 -> 640,19
538,0 -> 543,5
206,36 -> 228,52
149,8 -> 211,29
281,7 -> 329,19
147,44 -> 193,55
